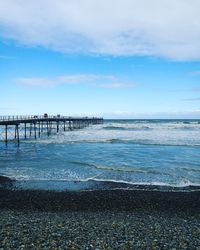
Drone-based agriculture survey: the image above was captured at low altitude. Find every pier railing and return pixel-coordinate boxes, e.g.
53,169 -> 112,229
0,115 -> 49,121
0,115 -> 101,122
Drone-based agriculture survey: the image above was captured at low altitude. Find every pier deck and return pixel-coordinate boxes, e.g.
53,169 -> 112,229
0,115 -> 103,145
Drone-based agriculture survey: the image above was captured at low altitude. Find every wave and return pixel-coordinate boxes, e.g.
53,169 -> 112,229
86,122 -> 197,131
84,178 -> 200,191
91,138 -> 200,147
180,167 -> 200,173
173,126 -> 198,131
103,126 -> 151,131
3,175 -> 200,192
69,161 -> 171,176
103,126 -> 127,130
26,137 -> 200,147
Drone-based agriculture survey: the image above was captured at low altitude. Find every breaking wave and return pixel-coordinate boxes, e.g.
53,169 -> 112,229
69,161 -> 171,176
103,126 -> 151,131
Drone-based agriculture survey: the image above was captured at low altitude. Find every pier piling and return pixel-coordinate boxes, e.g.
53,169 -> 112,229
0,115 -> 103,145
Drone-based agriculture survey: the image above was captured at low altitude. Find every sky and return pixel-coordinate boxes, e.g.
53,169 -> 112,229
0,0 -> 200,118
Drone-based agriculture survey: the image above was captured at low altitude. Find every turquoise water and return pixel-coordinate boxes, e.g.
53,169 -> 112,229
0,119 -> 200,190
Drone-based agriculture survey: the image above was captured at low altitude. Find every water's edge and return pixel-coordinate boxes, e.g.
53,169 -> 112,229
1,175 -> 200,192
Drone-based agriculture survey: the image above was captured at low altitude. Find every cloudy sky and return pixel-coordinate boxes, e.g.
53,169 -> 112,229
0,0 -> 200,118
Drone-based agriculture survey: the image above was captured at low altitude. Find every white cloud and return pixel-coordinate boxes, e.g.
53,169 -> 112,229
183,97 -> 200,101
0,55 -> 15,59
187,87 -> 200,92
97,83 -> 133,88
190,70 -> 200,75
17,74 -> 135,88
0,0 -> 200,60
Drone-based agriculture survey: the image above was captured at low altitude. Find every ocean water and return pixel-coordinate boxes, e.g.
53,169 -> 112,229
0,119 -> 200,191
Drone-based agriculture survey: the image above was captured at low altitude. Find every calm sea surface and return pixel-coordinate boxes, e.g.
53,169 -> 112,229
0,119 -> 200,190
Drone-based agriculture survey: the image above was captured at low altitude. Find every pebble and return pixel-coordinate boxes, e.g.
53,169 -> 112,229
0,209 -> 199,249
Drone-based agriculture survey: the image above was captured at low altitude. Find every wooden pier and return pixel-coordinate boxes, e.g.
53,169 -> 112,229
0,115 -> 103,145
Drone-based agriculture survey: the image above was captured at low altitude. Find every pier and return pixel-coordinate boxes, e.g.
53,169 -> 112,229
0,115 -> 103,145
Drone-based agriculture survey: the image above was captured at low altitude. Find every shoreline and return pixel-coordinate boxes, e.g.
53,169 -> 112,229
1,175 -> 200,192
0,176 -> 200,213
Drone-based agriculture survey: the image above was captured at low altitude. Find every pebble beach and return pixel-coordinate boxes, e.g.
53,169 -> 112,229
1,208 -> 200,250
0,184 -> 200,249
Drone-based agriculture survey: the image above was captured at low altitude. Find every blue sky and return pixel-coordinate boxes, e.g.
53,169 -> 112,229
0,0 -> 200,118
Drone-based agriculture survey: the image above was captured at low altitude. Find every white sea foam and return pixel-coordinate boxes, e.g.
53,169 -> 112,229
20,120 -> 200,146
87,178 -> 200,189
1,120 -> 200,189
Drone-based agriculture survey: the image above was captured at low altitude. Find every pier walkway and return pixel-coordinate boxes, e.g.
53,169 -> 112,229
0,115 -> 103,145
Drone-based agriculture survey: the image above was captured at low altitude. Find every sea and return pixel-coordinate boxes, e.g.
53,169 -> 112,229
0,119 -> 200,191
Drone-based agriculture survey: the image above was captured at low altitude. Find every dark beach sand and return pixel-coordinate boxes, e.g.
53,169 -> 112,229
0,178 -> 200,249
